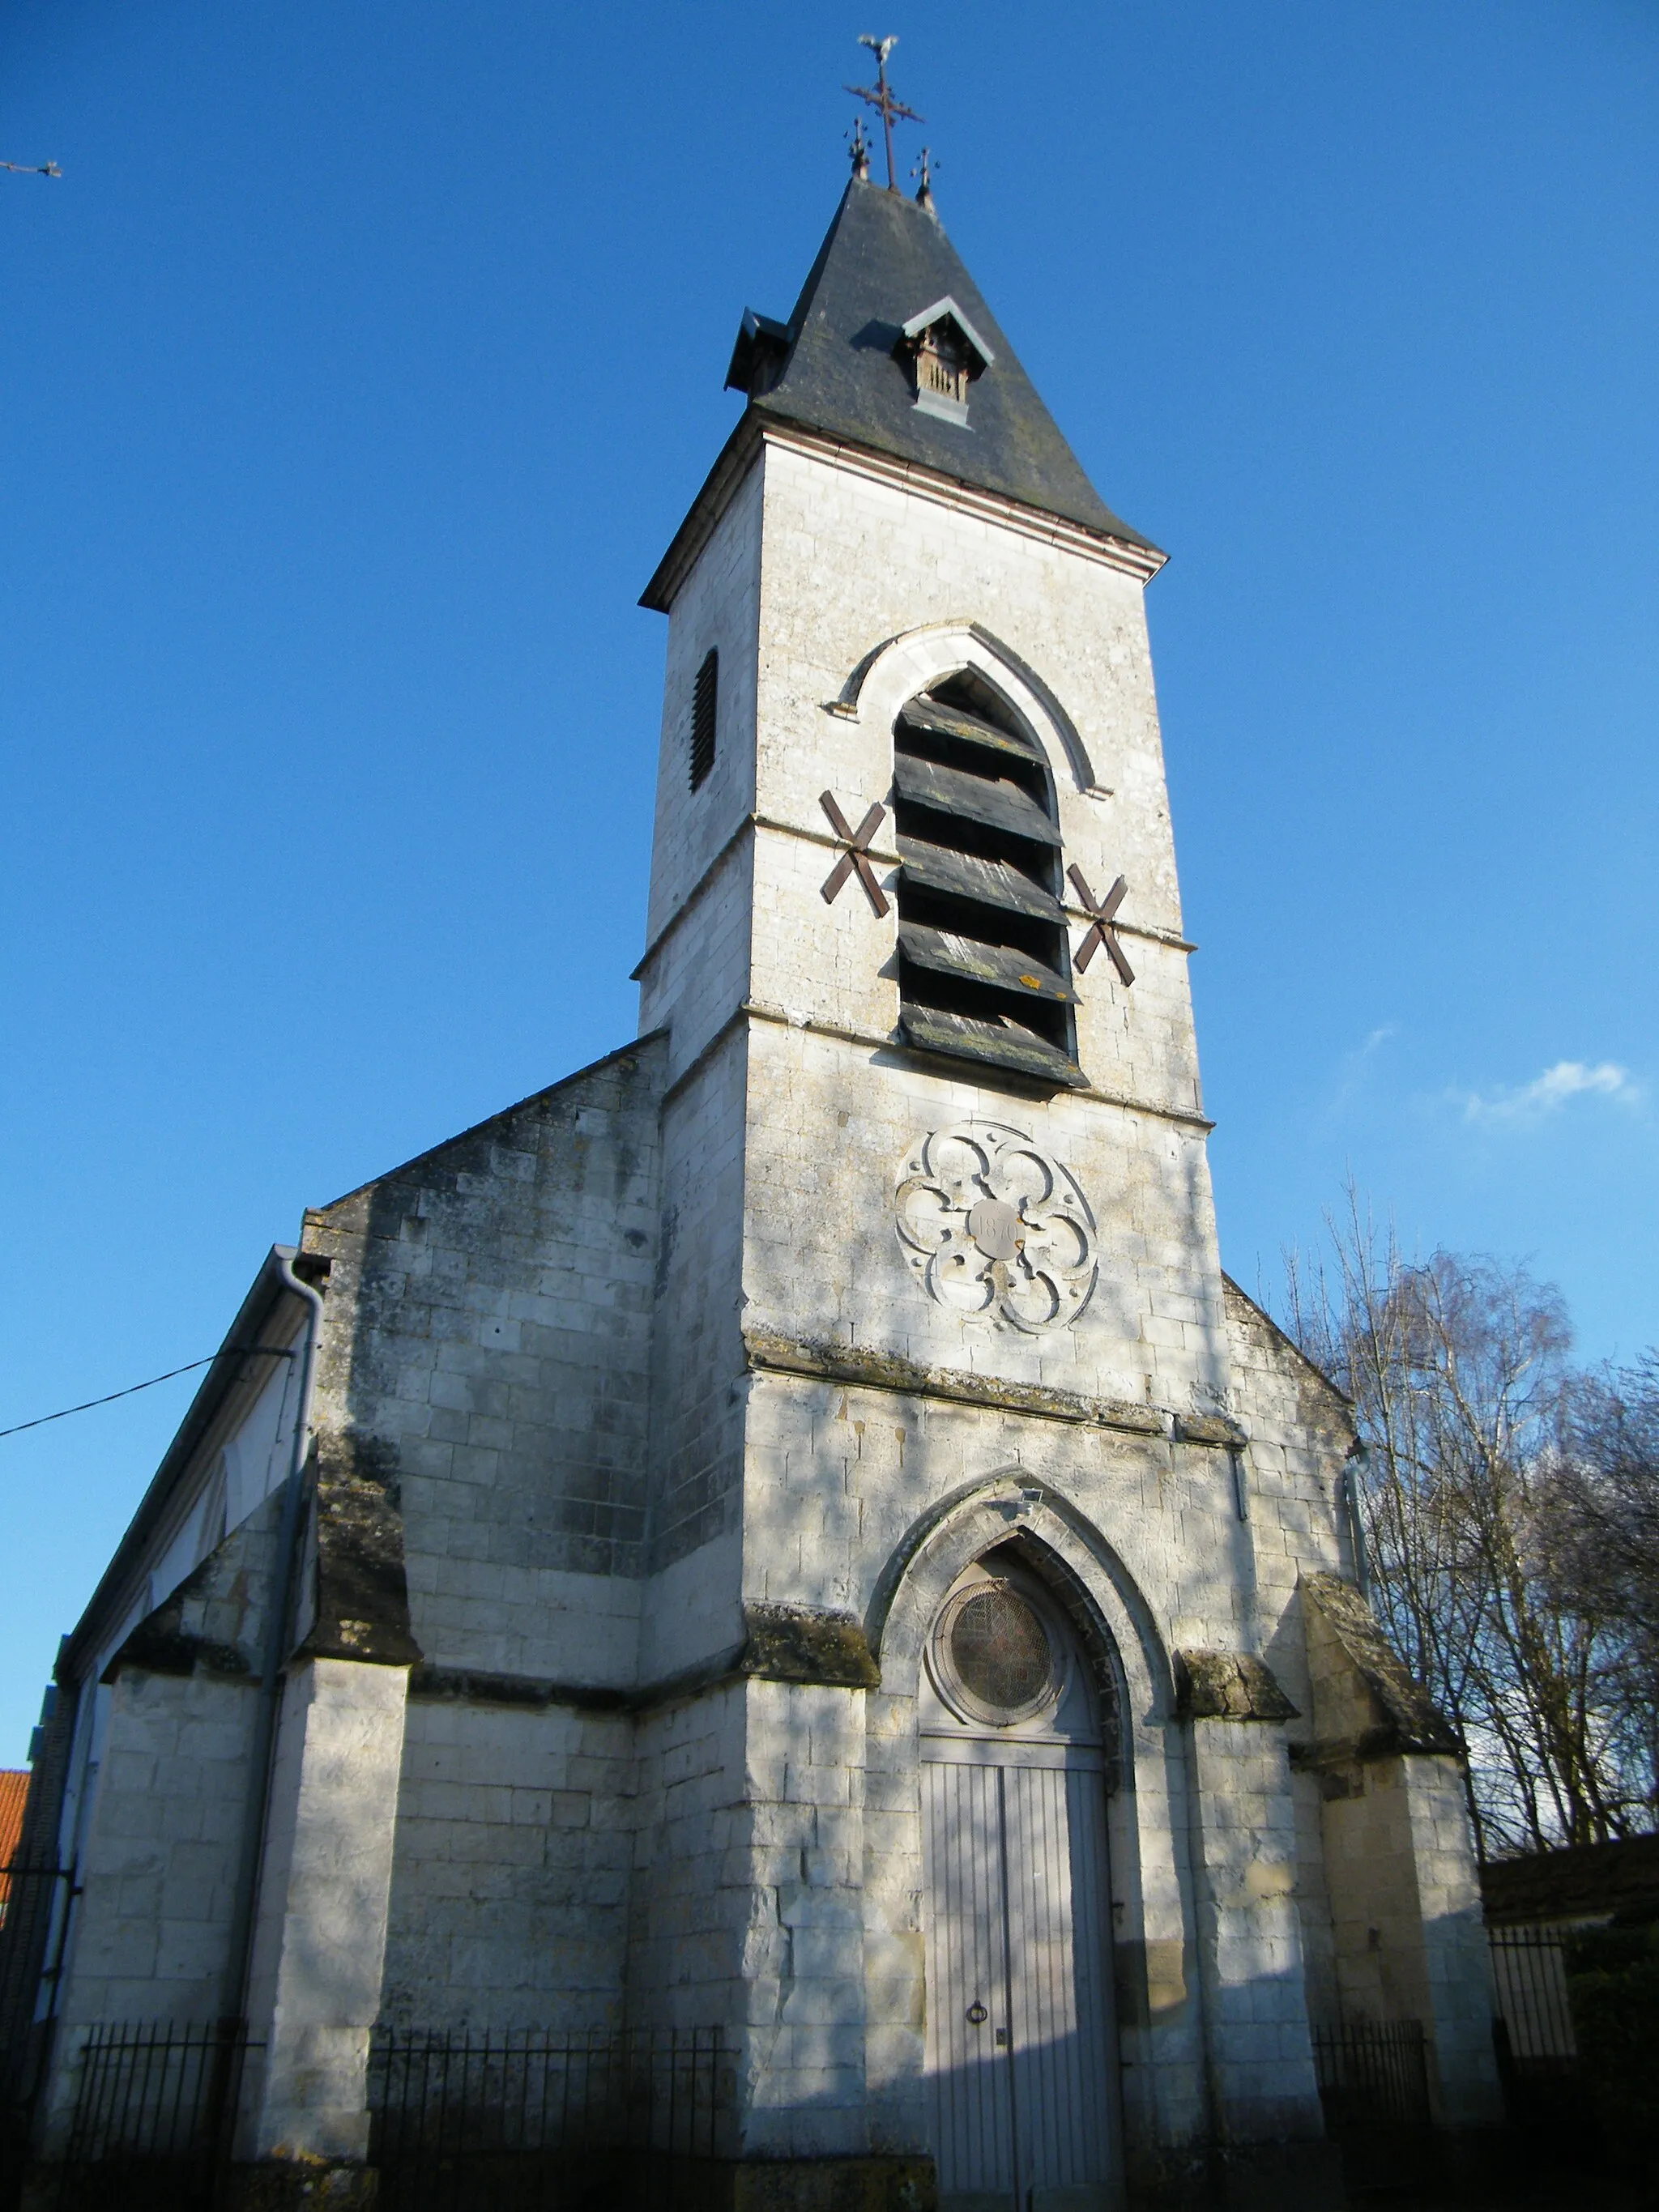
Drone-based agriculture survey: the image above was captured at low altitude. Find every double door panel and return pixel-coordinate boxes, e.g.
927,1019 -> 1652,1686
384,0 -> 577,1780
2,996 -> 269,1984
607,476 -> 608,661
923,1756 -> 1115,2210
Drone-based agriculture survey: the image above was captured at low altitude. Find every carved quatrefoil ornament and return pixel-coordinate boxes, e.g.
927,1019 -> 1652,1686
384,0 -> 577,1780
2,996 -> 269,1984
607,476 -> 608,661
895,1121 -> 1098,1334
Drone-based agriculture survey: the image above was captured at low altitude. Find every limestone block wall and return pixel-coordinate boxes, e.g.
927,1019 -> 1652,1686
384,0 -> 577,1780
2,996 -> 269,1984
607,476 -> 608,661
299,1038 -> 666,1684
41,1486 -> 290,2108
1318,1758 -> 1437,2023
381,1692 -> 635,2031
859,1687 -> 927,2156
1222,1282 -> 1355,1700
1183,1722 -> 1324,2144
733,1681 -> 869,2159
752,440 -> 1185,970
637,457 -> 764,1107
625,1683 -> 749,2027
643,1029 -> 750,1618
740,1023 -> 1232,1424
625,1678 -> 875,2159
44,1668 -> 256,2052
1397,1755 -> 1501,2129
743,441 -> 1203,1115
241,1657 -> 407,2163
737,1366 -> 1249,1674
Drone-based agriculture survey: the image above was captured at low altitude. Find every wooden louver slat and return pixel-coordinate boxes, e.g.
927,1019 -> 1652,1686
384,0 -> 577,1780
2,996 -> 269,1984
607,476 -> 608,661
893,755 -> 1062,848
894,837 -> 1065,923
898,1006 -> 1090,1089
897,697 -> 1043,764
898,923 -> 1077,1006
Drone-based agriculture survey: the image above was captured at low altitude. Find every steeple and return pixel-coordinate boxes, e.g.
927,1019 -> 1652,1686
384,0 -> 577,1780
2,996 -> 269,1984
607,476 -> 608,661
720,179 -> 1159,556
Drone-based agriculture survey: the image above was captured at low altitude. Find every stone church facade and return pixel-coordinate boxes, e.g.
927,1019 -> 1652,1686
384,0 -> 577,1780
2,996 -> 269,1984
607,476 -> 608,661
15,176 -> 1500,2209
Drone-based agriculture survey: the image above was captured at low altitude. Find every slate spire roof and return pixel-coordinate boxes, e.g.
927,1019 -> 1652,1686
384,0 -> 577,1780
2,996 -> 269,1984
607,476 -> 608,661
727,178 -> 1158,556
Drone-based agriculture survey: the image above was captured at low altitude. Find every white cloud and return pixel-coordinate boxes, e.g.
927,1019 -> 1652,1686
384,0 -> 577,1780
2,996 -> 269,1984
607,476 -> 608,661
1461,1059 -> 1644,1123
1328,1024 -> 1397,1110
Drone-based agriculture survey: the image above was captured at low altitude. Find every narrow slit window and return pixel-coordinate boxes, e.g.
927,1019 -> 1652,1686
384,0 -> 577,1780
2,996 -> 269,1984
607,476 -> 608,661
689,649 -> 719,791
891,676 -> 1085,1089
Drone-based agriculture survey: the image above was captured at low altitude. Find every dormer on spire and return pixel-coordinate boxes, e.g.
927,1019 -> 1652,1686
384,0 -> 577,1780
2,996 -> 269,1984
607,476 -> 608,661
724,308 -> 791,399
896,295 -> 993,426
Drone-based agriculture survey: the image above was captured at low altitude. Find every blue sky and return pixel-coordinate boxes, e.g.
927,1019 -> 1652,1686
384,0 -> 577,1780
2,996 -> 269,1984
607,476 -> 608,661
2,1 -> 1655,1761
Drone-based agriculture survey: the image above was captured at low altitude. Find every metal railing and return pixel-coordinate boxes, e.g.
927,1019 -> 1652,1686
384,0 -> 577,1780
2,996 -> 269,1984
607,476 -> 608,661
0,1860 -> 75,2209
1488,1924 -> 1588,2137
50,2018 -> 259,2210
1311,2018 -> 1432,2137
1489,1924 -> 1576,2061
369,2026 -> 729,2212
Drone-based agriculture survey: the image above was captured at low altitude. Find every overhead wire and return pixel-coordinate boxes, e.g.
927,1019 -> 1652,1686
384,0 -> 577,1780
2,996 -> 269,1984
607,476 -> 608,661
0,1345 -> 295,1440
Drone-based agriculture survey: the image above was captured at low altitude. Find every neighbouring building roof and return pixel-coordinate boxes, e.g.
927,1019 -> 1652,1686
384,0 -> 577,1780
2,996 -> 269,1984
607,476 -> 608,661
0,1769 -> 28,1887
1480,1835 -> 1659,1926
731,178 -> 1160,555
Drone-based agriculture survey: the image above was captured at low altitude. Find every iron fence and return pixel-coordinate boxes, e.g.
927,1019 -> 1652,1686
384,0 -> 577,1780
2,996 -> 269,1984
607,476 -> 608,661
1488,1924 -> 1576,2061
1488,1924 -> 1589,2138
0,1861 -> 73,2077
1311,2018 -> 1431,2137
0,1860 -> 75,2211
49,2018 -> 258,2211
369,2026 -> 729,2212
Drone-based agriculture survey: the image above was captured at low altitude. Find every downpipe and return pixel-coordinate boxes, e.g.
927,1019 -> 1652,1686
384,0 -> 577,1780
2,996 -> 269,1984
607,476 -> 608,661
219,1251 -> 324,2031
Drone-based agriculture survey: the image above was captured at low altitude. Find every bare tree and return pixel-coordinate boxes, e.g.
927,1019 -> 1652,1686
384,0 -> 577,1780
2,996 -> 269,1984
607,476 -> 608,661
1541,1355 -> 1659,1830
1281,1190 -> 1650,1858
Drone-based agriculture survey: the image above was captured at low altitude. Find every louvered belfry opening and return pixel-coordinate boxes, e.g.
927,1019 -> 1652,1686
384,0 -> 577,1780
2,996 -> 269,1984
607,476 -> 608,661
892,675 -> 1085,1088
689,648 -> 719,791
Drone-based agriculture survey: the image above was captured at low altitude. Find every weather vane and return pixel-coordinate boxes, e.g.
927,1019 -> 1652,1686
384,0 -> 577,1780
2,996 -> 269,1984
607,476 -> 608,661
2,155 -> 60,179
844,34 -> 923,193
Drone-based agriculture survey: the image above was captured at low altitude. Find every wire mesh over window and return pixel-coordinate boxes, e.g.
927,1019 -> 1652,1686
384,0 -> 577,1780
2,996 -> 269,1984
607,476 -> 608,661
952,1588 -> 1053,1712
931,1579 -> 1062,1726
689,649 -> 719,792
891,676 -> 1084,1087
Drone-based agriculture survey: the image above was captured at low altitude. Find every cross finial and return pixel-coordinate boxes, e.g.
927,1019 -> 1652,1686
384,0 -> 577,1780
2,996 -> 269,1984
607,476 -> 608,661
844,32 -> 923,192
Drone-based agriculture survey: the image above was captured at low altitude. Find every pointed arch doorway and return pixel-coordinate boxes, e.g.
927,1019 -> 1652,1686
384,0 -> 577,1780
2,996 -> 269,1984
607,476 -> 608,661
920,1548 -> 1122,2212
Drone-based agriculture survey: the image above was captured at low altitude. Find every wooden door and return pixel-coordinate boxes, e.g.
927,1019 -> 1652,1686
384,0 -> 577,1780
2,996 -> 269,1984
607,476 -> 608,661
923,1751 -> 1116,2211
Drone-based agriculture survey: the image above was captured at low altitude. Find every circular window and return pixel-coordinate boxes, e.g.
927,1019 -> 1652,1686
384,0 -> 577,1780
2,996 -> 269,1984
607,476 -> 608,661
930,1579 -> 1063,1727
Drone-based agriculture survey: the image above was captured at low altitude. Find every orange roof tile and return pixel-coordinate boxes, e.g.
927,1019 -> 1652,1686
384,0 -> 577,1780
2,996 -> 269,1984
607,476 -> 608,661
0,1769 -> 29,1898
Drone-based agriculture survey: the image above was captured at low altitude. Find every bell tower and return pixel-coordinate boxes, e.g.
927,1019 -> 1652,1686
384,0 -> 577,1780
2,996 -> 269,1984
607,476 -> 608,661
624,170 -> 1334,2193
634,177 -> 1229,1661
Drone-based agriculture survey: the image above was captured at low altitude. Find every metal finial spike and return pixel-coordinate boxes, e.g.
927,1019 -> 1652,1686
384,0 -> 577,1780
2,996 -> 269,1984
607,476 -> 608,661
911,145 -> 936,211
847,117 -> 871,181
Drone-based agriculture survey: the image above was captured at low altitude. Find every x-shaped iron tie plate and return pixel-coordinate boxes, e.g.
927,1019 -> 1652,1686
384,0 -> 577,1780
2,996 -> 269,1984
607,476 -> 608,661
820,791 -> 890,916
1068,865 -> 1135,986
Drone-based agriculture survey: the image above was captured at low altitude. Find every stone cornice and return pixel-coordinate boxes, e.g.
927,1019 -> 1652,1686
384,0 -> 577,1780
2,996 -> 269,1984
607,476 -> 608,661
639,416 -> 1163,618
743,1325 -> 1169,1436
407,1602 -> 880,1716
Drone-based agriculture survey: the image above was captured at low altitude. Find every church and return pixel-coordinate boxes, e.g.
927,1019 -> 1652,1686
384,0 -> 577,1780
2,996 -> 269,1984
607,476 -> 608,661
10,147 -> 1501,2212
